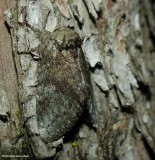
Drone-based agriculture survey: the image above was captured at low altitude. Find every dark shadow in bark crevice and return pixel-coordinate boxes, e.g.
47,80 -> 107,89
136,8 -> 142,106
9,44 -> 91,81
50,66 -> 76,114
4,21 -> 11,35
137,80 -> 151,100
142,137 -> 155,160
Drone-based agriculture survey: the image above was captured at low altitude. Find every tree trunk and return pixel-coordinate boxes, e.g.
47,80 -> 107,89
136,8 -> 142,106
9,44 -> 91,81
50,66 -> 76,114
1,0 -> 155,160
0,0 -> 23,158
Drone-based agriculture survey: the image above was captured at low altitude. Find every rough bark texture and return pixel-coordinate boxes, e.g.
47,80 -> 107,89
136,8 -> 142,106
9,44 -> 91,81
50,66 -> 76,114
0,0 -> 23,158
1,0 -> 155,160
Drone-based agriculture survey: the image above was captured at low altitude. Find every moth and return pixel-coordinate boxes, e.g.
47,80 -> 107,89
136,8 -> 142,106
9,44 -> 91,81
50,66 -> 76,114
36,28 -> 91,143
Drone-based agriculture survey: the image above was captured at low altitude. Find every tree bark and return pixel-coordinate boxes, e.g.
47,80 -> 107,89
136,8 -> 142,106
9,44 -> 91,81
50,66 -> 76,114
0,0 -> 23,158
1,0 -> 155,160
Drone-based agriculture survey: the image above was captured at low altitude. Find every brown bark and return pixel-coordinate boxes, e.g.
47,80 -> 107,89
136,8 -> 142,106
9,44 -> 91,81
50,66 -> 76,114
0,0 -> 22,157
